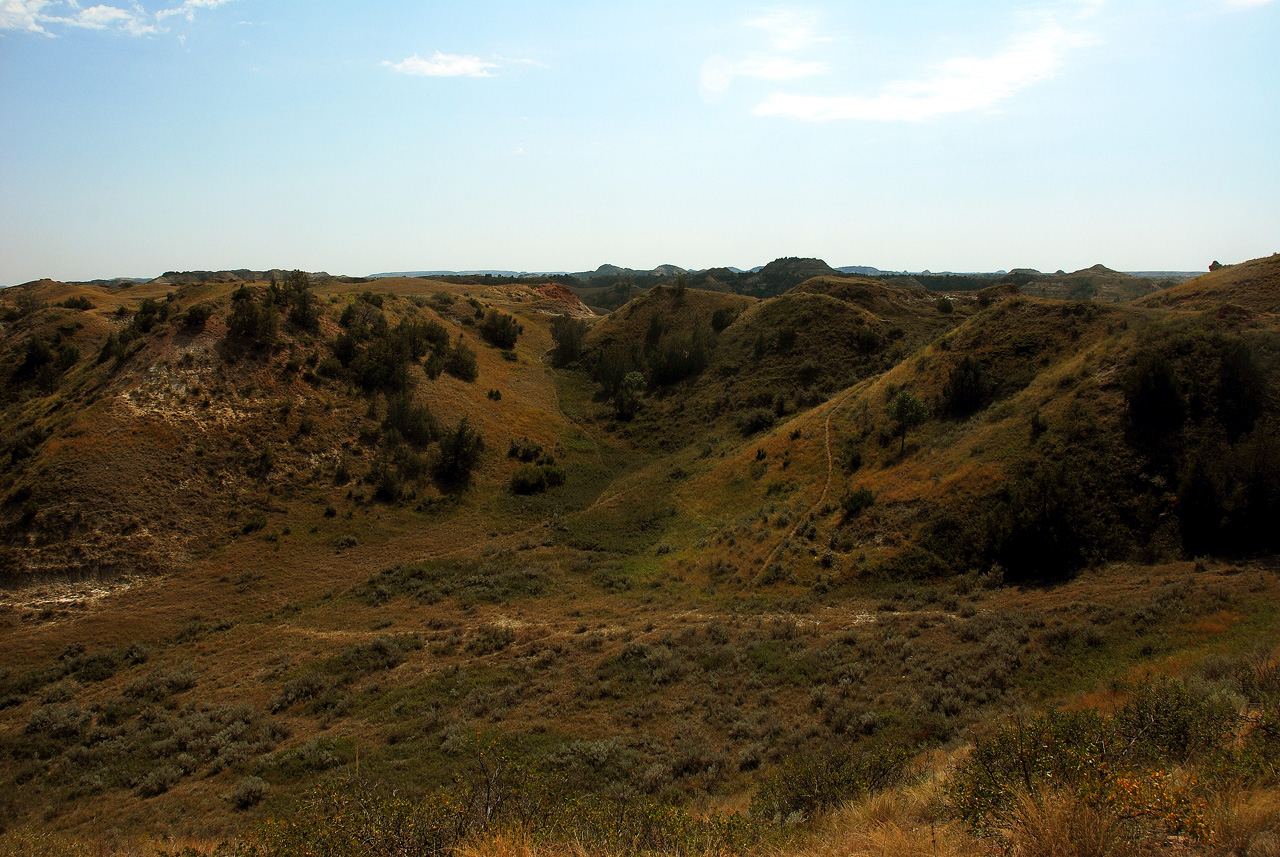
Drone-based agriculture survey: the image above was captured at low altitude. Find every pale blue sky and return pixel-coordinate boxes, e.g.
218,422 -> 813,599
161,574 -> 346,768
1,0 -> 1277,283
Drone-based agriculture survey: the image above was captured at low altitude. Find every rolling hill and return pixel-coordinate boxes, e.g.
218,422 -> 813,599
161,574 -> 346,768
0,257 -> 1277,855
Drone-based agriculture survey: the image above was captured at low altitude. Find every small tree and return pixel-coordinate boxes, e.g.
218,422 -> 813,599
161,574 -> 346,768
183,304 -> 213,329
550,315 -> 588,367
1123,350 -> 1183,432
841,487 -> 875,519
942,356 -> 990,418
227,292 -> 278,345
444,337 -> 478,382
435,418 -> 484,485
384,393 -> 437,448
888,390 -> 928,454
673,273 -> 688,307
479,310 -> 522,349
613,371 -> 645,420
285,270 -> 321,332
14,283 -> 45,317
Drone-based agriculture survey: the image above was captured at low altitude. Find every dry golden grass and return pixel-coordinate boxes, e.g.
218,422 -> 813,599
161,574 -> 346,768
1138,253 -> 1280,315
458,833 -> 607,857
1209,789 -> 1280,857
1001,793 -> 1132,857
0,828 -> 220,857
782,754 -> 987,857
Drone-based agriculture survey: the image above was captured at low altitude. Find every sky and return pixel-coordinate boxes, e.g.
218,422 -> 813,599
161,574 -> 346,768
1,0 -> 1277,283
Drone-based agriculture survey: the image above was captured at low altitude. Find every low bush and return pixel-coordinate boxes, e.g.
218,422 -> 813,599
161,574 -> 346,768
738,409 -> 776,436
511,464 -> 548,495
230,775 -> 268,809
752,742 -> 910,821
123,664 -> 197,701
183,304 -> 212,329
949,676 -> 1254,844
841,487 -> 874,519
479,310 -> 522,349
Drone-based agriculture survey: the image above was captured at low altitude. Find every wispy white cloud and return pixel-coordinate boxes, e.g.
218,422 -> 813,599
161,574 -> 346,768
155,0 -> 235,23
700,54 -> 828,102
745,10 -> 833,51
754,20 -> 1089,121
385,52 -> 502,78
1,0 -> 53,33
0,0 -> 233,35
55,4 -> 159,35
701,10 -> 831,102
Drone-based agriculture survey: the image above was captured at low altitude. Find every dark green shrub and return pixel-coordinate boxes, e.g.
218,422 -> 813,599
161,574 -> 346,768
97,333 -> 122,364
479,309 -> 522,349
317,355 -> 344,378
611,372 -> 645,420
593,344 -> 638,398
15,336 -> 54,383
384,393 -> 437,448
753,743 -> 909,820
840,487 -> 874,518
511,464 -> 548,495
507,437 -> 545,463
369,454 -> 404,502
711,306 -> 738,332
1124,350 -> 1183,432
942,356 -> 990,418
738,409 -> 776,436
56,344 -> 79,370
183,304 -> 213,329
133,298 -> 162,333
74,650 -> 120,682
797,360 -> 821,387
1216,340 -> 1264,441
284,270 -> 321,331
445,338 -> 479,382
647,329 -> 709,386
775,326 -> 797,352
435,418 -> 484,485
887,390 -> 928,454
988,460 -> 1095,580
551,315 -> 589,366
226,293 -> 278,345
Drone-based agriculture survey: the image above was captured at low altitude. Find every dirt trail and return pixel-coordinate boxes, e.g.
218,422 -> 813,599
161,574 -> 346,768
758,383 -> 862,575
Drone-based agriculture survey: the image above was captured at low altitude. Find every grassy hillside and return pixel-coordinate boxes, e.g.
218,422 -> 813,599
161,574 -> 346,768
0,258 -> 1277,855
1003,264 -> 1170,303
